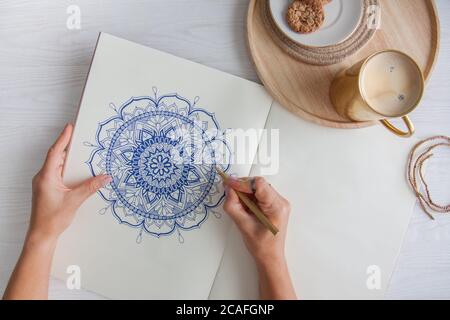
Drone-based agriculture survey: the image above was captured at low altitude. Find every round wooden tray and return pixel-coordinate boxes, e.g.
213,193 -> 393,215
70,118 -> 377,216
247,0 -> 440,129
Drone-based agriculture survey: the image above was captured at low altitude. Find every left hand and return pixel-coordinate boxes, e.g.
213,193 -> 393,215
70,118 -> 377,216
28,123 -> 111,243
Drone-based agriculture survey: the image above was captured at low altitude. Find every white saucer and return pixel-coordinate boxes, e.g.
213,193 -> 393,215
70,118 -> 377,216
269,0 -> 364,48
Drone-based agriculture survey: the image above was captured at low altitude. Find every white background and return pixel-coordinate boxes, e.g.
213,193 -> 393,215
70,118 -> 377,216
0,0 -> 449,299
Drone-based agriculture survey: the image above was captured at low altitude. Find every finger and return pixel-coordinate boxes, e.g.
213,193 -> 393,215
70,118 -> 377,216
223,188 -> 254,230
67,175 -> 112,209
44,123 -> 73,171
58,151 -> 67,177
52,123 -> 73,153
253,177 -> 278,207
225,176 -> 254,194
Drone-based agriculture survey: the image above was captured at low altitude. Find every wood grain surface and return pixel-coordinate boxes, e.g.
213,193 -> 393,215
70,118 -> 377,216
0,0 -> 449,299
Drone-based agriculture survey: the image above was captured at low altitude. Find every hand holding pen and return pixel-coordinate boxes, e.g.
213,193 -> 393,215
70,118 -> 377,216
221,174 -> 297,300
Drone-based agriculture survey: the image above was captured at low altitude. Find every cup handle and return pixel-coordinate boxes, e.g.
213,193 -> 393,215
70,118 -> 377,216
380,116 -> 415,138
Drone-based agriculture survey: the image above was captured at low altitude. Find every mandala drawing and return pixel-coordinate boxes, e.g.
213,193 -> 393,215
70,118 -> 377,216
86,88 -> 230,242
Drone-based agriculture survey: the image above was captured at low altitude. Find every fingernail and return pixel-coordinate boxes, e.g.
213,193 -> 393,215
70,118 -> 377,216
227,175 -> 239,185
224,184 -> 230,195
101,175 -> 112,186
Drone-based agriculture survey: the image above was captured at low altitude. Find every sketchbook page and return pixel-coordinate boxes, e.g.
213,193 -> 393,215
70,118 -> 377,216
208,224 -> 259,299
209,102 -> 417,300
51,33 -> 273,299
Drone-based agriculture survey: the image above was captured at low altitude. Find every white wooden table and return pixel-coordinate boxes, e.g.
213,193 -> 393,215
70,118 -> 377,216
0,0 -> 449,299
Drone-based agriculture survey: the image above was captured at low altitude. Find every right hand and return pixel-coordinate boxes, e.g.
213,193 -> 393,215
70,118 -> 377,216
223,176 -> 291,266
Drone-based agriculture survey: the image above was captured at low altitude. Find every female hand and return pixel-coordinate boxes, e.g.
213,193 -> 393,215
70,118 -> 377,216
3,123 -> 111,300
29,123 -> 111,243
223,176 -> 296,299
223,176 -> 290,265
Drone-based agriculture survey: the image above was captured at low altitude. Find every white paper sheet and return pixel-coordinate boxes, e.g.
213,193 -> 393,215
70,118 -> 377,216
52,32 -> 417,300
51,33 -> 273,299
209,102 -> 417,300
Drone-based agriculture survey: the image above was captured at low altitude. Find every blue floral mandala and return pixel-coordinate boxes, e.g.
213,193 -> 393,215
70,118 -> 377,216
86,88 -> 230,242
